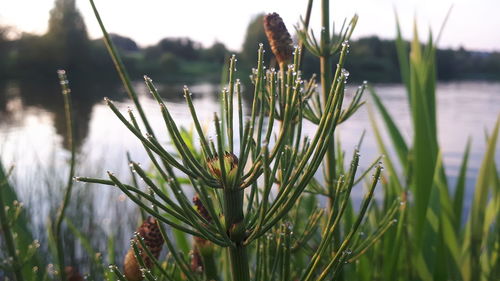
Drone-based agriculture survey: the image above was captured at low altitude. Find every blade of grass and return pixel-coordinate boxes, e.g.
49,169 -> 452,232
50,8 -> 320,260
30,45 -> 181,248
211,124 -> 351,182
53,70 -> 76,281
469,115 -> 500,281
453,138 -> 471,231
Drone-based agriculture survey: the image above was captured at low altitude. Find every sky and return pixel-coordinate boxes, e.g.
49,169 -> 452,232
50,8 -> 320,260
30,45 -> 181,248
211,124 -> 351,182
1,0 -> 499,52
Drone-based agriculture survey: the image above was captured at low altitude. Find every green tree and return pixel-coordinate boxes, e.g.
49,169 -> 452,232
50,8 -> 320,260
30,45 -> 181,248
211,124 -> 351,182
0,26 -> 9,78
202,41 -> 229,64
159,52 -> 180,73
240,14 -> 272,70
155,37 -> 201,61
14,0 -> 93,78
45,0 -> 90,71
109,33 -> 139,53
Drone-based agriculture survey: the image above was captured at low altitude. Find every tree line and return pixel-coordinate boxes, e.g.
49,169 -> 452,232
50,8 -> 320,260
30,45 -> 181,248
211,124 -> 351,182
0,0 -> 498,84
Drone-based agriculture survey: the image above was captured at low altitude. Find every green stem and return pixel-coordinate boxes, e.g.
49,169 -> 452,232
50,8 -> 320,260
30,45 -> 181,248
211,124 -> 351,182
298,0 -> 314,68
228,244 -> 250,281
321,53 -> 335,199
0,183 -> 24,281
319,1 -> 343,280
54,70 -> 76,281
224,189 -> 244,231
320,0 -> 335,204
224,189 -> 250,281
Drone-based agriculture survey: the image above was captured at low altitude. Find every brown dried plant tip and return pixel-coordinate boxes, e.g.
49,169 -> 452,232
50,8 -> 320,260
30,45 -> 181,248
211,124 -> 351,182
264,12 -> 294,65
190,248 -> 204,273
65,266 -> 84,281
193,195 -> 212,222
192,194 -> 212,247
124,217 -> 164,281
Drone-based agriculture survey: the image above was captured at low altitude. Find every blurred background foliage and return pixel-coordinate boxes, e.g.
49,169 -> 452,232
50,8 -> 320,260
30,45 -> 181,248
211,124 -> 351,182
0,0 -> 499,85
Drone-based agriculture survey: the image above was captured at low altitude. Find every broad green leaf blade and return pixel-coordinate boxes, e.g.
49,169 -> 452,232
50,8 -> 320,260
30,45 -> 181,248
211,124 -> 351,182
453,138 -> 472,231
469,115 -> 500,281
408,33 -> 439,244
394,12 -> 410,95
368,106 -> 404,195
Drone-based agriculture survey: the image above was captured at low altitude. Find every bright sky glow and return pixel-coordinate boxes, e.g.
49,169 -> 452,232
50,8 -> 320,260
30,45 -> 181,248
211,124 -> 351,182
1,0 -> 499,51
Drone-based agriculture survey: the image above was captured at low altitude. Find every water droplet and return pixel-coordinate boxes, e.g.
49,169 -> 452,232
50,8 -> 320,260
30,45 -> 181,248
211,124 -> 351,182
341,68 -> 350,78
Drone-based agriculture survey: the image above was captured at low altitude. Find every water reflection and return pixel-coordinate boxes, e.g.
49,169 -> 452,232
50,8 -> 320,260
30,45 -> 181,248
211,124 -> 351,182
1,79 -> 116,149
0,78 -> 234,150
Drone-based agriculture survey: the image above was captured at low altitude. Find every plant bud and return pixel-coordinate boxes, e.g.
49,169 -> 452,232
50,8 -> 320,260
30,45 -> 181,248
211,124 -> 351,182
207,152 -> 239,187
264,12 -> 294,65
124,217 -> 164,281
65,266 -> 84,281
229,221 -> 246,242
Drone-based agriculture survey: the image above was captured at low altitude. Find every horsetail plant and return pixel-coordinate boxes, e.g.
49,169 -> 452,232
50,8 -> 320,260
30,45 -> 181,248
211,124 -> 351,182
77,0 -> 398,280
52,69 -> 77,281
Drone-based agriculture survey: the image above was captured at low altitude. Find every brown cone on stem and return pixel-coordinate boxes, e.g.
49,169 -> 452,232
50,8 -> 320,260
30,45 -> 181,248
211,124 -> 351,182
191,194 -> 211,273
124,217 -> 164,281
264,12 -> 294,66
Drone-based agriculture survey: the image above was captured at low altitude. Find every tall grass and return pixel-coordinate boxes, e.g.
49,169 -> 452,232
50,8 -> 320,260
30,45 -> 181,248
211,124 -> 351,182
365,15 -> 500,281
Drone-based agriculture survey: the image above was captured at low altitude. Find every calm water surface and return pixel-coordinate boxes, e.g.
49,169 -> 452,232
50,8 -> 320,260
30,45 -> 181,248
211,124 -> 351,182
0,80 -> 499,237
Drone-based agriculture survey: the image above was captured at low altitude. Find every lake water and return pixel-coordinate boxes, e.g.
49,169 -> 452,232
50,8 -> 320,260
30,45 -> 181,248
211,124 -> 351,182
0,79 -> 499,245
